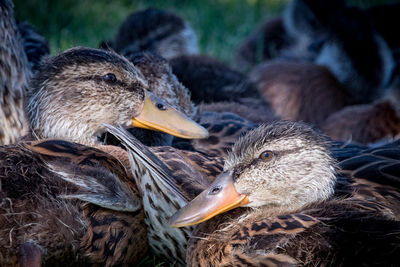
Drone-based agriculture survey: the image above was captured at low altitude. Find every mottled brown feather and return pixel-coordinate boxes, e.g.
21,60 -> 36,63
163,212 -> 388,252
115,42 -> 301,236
0,139 -> 147,266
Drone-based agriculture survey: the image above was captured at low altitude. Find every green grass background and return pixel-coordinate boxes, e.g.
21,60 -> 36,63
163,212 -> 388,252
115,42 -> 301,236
14,0 -> 392,64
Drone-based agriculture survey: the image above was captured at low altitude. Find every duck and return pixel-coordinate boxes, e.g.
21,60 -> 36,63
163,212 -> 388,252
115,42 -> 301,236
0,45 -> 208,266
0,0 -> 31,145
101,8 -> 199,60
169,121 -> 400,266
107,121 -> 400,266
314,7 -> 395,104
0,138 -> 147,266
249,60 -> 350,126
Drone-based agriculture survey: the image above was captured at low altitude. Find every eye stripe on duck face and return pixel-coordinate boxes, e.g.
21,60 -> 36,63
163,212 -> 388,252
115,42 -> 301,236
231,148 -> 302,182
73,67 -> 148,93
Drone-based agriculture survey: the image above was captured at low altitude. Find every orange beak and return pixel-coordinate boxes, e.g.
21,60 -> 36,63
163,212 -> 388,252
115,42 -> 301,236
132,90 -> 208,139
169,171 -> 249,227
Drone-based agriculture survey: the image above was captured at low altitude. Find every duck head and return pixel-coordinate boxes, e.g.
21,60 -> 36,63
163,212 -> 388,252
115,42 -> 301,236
170,121 -> 337,227
26,47 -> 208,145
111,8 -> 199,60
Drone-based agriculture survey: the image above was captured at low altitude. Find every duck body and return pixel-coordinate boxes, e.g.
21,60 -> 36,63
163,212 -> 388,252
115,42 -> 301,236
0,139 -> 147,266
187,193 -> 400,266
0,0 -> 30,145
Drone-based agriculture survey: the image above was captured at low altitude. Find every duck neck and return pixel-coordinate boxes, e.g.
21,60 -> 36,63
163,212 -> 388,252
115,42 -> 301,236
0,0 -> 31,144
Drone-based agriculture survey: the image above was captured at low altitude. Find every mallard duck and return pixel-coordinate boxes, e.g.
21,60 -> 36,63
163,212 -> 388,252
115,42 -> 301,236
169,121 -> 400,266
108,121 -> 400,266
25,47 -> 208,146
0,138 -> 147,266
0,45 -> 208,265
102,8 -> 198,60
249,61 -> 349,126
315,7 -> 395,103
0,0 -> 31,145
321,99 -> 400,144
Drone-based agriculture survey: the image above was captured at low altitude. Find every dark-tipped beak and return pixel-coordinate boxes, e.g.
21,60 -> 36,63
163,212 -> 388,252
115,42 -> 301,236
169,171 -> 249,227
132,90 -> 209,139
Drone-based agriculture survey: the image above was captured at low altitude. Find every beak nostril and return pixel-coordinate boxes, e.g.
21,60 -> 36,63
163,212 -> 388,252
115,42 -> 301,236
210,186 -> 222,195
156,102 -> 167,111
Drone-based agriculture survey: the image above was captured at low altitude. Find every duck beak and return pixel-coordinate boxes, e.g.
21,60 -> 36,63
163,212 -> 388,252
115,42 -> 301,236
132,90 -> 208,139
169,171 -> 249,227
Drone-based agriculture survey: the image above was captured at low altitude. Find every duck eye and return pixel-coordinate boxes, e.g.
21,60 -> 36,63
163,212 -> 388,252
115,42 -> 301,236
259,150 -> 273,161
156,102 -> 167,111
103,73 -> 117,83
209,185 -> 222,195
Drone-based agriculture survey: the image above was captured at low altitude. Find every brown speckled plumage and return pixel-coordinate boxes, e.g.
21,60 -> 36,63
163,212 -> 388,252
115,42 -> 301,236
0,0 -> 30,145
107,125 -> 225,266
0,139 -> 147,266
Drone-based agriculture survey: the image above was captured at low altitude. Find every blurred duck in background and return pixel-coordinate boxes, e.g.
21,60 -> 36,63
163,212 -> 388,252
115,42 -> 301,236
101,8 -> 198,60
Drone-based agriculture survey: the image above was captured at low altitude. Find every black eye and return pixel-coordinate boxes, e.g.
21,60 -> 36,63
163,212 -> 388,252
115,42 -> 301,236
259,150 -> 273,161
156,102 -> 167,111
103,73 -> 117,83
209,185 -> 221,195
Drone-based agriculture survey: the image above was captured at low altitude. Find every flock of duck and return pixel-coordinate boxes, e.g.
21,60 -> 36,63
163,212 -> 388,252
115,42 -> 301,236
1,0 -> 400,266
